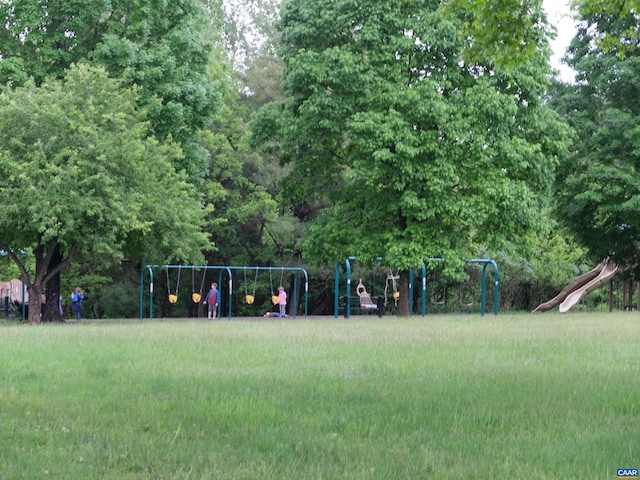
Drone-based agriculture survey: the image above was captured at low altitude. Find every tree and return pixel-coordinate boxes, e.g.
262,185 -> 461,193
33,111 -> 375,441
570,0 -> 640,57
203,0 -> 300,266
201,67 -> 301,266
252,0 -> 569,315
0,64 -> 211,323
553,4 -> 640,274
0,0 -> 224,180
0,1 -> 228,317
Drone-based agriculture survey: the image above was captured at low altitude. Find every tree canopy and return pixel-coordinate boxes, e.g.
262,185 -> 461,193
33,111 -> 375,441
0,0 -> 224,179
0,64 -> 211,323
0,0 -> 611,318
250,0 -> 567,316
570,0 -> 640,57
252,0 -> 569,315
553,3 -> 640,274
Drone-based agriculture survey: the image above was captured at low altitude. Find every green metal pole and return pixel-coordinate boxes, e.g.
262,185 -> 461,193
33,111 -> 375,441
334,262 -> 341,318
471,259 -> 499,316
421,260 -> 427,317
345,257 -> 355,318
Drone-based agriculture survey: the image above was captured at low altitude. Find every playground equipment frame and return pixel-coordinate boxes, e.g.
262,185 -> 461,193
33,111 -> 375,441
420,258 -> 499,316
334,256 -> 418,318
140,265 -> 309,320
335,256 -> 499,317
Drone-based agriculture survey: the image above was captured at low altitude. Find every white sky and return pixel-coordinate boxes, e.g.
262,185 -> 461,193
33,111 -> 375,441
543,0 -> 577,82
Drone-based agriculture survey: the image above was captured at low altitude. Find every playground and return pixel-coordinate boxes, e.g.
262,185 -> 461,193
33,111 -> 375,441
0,279 -> 27,319
137,258 -> 500,321
532,261 -> 637,313
3,255 -> 639,321
134,257 -> 638,320
0,258 -> 629,322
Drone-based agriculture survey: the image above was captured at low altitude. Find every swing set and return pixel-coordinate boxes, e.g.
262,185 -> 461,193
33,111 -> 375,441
423,262 -> 479,311
335,256 -> 499,317
191,267 -> 206,304
165,266 -> 181,304
140,265 -> 309,320
334,257 -> 409,318
385,269 -> 400,303
419,258 -> 499,316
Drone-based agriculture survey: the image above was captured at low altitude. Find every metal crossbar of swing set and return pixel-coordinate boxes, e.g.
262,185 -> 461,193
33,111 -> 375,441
334,257 -> 499,317
420,258 -> 499,316
140,265 -> 309,320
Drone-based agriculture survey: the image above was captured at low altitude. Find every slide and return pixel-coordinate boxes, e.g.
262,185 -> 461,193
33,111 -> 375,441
559,263 -> 620,313
532,263 -> 606,313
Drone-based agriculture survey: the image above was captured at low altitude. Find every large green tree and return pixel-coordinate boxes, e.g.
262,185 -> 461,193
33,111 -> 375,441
0,0 -> 223,179
0,0 -> 228,319
553,4 -> 640,273
0,64 -> 211,323
252,0 -> 569,314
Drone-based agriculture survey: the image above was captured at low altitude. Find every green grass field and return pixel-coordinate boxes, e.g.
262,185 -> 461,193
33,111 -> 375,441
0,314 -> 638,479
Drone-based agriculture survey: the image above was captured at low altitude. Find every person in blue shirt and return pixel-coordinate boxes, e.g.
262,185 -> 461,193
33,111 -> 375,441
71,287 -> 84,321
203,283 -> 220,319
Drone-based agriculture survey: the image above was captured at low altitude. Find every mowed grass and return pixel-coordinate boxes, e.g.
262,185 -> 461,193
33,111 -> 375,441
0,314 -> 638,479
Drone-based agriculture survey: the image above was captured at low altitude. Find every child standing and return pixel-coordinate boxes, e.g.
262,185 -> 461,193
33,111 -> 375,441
203,283 -> 220,319
71,287 -> 84,321
278,286 -> 287,317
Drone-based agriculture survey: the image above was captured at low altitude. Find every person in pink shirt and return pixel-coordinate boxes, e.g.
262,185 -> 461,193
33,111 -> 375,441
278,286 -> 287,317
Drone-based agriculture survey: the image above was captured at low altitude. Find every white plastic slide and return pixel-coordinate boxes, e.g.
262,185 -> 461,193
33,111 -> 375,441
532,263 -> 606,313
558,263 -> 620,313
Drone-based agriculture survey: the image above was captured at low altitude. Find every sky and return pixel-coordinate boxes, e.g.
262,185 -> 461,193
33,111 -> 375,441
543,0 -> 577,82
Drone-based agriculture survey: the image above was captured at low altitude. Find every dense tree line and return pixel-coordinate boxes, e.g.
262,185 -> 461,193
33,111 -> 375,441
0,0 -> 636,320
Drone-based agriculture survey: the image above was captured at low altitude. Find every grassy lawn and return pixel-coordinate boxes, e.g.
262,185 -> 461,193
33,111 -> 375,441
0,313 -> 638,479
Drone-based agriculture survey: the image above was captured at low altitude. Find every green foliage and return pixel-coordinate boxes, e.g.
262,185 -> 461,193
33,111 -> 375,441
202,70 -> 295,266
452,0 -> 554,68
257,0 -> 569,278
0,254 -> 23,281
0,0 -> 225,181
14,65 -> 210,263
481,225 -> 589,310
0,64 -> 211,322
571,0 -> 640,58
553,5 -> 640,275
90,279 -> 140,319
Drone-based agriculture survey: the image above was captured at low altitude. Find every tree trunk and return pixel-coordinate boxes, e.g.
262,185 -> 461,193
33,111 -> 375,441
397,270 -> 410,317
43,273 -> 62,322
43,246 -> 64,322
27,283 -> 43,324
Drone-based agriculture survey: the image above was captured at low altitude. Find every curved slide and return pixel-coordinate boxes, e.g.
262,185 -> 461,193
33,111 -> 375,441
558,263 -> 620,313
532,263 -> 606,313
532,262 -> 622,313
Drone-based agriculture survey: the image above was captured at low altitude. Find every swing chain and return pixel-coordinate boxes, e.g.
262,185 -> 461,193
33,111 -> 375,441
166,266 -> 181,304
